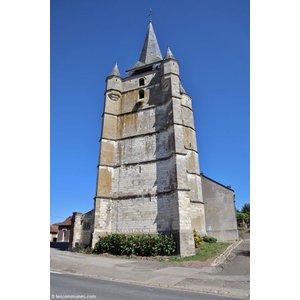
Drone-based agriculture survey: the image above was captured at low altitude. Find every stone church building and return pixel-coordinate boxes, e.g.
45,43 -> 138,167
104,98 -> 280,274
69,22 -> 238,256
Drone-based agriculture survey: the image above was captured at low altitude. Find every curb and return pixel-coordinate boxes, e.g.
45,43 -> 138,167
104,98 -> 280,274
211,240 -> 243,266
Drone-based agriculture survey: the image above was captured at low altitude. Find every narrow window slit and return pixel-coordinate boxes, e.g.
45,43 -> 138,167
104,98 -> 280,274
139,90 -> 144,99
139,78 -> 145,86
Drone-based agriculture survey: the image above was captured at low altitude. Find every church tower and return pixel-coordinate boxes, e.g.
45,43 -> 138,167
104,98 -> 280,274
92,22 -> 206,256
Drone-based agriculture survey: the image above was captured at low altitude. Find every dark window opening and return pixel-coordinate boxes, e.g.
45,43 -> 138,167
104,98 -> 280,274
139,90 -> 144,99
83,222 -> 91,231
139,166 -> 142,173
139,78 -> 145,86
132,65 -> 153,75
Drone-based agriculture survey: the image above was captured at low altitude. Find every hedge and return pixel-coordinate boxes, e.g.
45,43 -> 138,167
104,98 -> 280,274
93,233 -> 176,256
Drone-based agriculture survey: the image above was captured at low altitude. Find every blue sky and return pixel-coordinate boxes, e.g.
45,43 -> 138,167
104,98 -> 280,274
50,0 -> 249,224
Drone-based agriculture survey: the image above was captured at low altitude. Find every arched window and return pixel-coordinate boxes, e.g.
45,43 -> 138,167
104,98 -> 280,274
139,78 -> 145,86
139,90 -> 144,99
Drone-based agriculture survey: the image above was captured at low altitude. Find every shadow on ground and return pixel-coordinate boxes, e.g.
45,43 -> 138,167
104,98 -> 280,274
236,250 -> 250,257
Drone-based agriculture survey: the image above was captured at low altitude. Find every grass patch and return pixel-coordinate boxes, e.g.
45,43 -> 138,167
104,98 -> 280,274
238,227 -> 250,232
167,242 -> 230,262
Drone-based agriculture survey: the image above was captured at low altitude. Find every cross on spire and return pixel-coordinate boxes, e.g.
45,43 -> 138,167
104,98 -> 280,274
149,8 -> 152,23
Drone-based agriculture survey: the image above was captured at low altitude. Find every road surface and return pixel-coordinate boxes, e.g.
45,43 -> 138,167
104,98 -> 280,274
50,272 -> 243,300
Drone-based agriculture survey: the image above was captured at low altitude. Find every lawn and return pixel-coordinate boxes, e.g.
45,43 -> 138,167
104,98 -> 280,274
166,242 -> 231,262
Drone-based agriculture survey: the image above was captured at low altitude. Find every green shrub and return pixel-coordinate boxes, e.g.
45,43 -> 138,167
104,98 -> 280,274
93,233 -> 176,256
193,229 -> 202,248
93,233 -> 126,255
161,234 -> 177,255
236,212 -> 249,228
121,235 -> 138,256
203,235 -> 217,243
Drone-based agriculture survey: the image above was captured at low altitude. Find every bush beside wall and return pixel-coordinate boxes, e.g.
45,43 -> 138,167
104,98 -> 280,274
193,229 -> 202,248
93,233 -> 176,256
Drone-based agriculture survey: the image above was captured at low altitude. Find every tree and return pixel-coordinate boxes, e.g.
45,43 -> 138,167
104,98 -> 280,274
238,203 -> 250,228
241,203 -> 250,216
236,211 -> 249,228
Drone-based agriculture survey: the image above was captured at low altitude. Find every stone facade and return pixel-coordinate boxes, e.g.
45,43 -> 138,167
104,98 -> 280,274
69,209 -> 94,248
69,22 -> 239,256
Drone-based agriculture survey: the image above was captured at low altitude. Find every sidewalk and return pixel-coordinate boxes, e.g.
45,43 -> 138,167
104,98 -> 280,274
50,239 -> 250,299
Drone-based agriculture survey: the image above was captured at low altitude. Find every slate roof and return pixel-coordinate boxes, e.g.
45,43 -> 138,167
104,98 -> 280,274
129,22 -> 163,71
109,63 -> 121,77
139,22 -> 162,64
164,47 -> 175,60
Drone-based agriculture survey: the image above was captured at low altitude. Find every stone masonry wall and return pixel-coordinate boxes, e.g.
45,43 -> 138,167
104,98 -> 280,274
109,193 -> 179,234
81,210 -> 94,246
70,210 -> 94,248
201,175 -> 239,241
92,58 -> 204,256
190,202 -> 206,236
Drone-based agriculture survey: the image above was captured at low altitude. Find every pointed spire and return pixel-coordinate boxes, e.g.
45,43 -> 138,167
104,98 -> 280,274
164,47 -> 175,60
109,63 -> 121,77
139,22 -> 163,65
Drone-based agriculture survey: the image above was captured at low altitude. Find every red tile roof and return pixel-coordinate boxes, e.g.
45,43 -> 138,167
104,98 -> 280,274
56,216 -> 72,226
50,225 -> 58,233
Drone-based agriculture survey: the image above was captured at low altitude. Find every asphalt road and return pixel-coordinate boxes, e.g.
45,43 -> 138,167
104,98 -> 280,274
50,272 -> 241,300
218,238 -> 250,277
